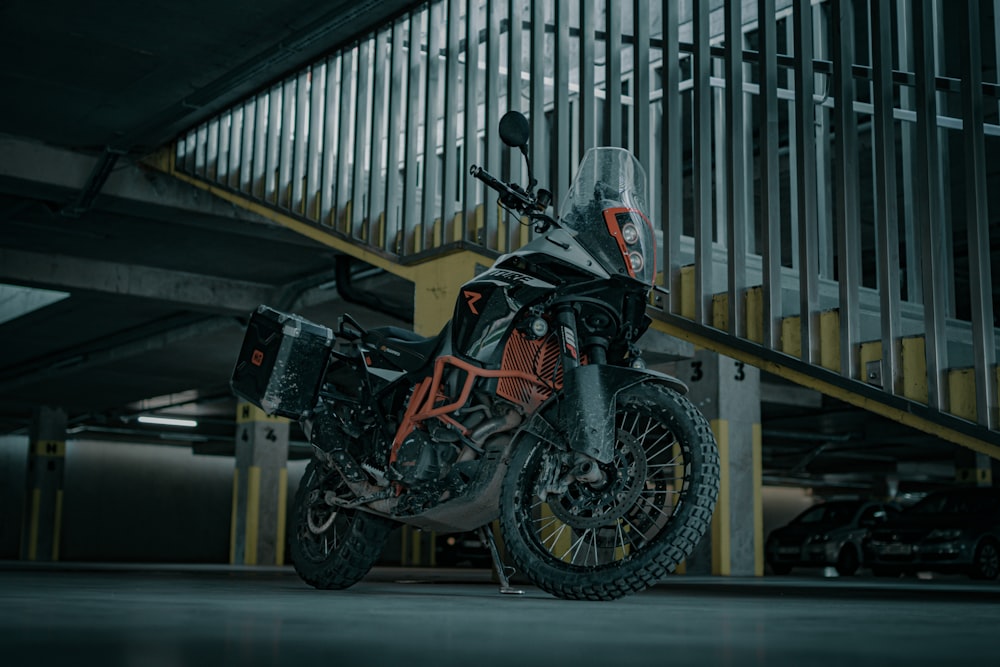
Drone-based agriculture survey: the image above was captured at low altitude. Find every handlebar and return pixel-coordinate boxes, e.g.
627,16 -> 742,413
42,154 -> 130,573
470,164 -> 558,231
470,165 -> 534,211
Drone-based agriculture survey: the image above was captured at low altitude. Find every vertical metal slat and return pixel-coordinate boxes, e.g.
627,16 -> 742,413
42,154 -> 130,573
227,107 -> 241,189
278,80 -> 296,209
792,0 -> 819,363
319,55 -> 341,227
579,0 -> 596,155
369,30 -> 390,242
529,0 -> 548,235
441,0 -> 462,244
724,0 -> 746,338
385,20 -> 407,254
832,0 -> 861,378
554,0 -> 571,207
336,48 -> 356,233
422,3 -> 443,250
264,87 -> 282,204
240,99 -> 256,194
692,0 -> 712,325
252,94 -> 268,199
632,0 -> 651,174
758,0 -> 781,349
464,1 -> 481,245
506,0 -> 524,250
403,13 -> 423,254
662,0 -> 681,314
870,0 -> 902,394
291,70 -> 310,215
913,0 -> 947,410
305,63 -> 325,221
485,0 -> 502,250
958,0 -> 998,428
352,39 -> 373,239
606,2 -> 622,147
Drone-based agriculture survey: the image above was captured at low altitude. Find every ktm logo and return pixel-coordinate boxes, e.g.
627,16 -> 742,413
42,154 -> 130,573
463,290 -> 482,315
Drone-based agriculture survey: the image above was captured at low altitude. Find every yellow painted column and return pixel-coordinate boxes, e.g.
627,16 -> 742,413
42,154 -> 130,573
231,402 -> 290,566
20,407 -> 67,562
660,350 -> 763,576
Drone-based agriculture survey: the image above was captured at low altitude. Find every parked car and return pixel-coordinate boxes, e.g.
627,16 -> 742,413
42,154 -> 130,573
863,486 -> 1000,580
765,500 -> 899,576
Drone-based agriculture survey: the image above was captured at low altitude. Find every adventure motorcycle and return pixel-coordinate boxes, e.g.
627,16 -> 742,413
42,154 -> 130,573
231,111 -> 720,600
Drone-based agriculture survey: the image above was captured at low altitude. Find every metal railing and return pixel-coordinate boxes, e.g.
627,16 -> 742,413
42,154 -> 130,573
172,0 -> 999,445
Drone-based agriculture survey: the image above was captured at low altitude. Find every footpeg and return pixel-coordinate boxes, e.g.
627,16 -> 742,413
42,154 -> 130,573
477,526 -> 524,595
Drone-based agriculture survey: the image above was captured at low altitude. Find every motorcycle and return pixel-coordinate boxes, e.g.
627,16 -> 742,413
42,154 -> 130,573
231,111 -> 720,600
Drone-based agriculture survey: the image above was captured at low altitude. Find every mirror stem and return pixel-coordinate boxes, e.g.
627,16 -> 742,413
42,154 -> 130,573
520,146 -> 537,192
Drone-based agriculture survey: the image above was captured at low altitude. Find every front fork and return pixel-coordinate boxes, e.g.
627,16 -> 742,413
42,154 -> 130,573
554,303 -> 612,368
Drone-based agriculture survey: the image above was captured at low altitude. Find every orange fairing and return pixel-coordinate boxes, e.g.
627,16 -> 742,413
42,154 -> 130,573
389,354 -> 548,463
602,207 -> 657,279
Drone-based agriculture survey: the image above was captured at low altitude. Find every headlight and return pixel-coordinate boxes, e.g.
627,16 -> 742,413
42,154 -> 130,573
621,222 -> 640,245
927,528 -> 963,540
628,252 -> 644,272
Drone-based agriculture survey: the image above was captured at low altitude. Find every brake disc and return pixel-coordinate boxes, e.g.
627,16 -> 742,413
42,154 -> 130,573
545,430 -> 648,530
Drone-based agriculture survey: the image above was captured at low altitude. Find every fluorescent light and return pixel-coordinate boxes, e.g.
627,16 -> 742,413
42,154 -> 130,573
137,416 -> 198,428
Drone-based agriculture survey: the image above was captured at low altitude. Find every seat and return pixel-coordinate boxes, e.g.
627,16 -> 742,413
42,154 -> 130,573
364,323 -> 450,373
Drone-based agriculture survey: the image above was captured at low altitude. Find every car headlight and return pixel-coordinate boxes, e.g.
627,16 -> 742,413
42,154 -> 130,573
927,528 -> 963,540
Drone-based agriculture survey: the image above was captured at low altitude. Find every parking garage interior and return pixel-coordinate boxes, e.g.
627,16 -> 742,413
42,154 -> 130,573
2,0 -> 999,664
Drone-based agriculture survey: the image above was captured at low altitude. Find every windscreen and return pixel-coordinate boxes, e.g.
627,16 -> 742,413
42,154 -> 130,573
557,148 -> 656,284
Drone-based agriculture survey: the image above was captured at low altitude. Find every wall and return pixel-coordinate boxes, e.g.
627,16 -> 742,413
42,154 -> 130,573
2,436 -> 307,563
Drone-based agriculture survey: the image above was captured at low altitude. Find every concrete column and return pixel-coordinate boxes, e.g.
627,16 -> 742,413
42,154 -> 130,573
21,406 -> 67,561
954,448 -> 993,487
661,349 -> 762,576
231,402 -> 290,566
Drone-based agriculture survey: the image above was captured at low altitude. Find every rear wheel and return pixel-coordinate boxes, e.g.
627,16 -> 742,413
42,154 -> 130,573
289,459 -> 395,589
499,383 -> 719,600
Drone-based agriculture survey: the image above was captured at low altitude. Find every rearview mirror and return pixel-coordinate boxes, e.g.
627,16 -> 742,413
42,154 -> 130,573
498,110 -> 530,149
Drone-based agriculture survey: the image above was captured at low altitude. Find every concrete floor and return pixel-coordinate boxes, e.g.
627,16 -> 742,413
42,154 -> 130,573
2,564 -> 999,666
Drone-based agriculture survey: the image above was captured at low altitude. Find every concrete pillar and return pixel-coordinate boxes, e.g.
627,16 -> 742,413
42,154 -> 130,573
661,349 -> 763,576
21,406 -> 67,561
954,448 -> 993,487
231,402 -> 290,566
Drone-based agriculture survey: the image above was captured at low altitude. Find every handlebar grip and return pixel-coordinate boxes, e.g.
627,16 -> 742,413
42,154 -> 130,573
469,165 -> 506,194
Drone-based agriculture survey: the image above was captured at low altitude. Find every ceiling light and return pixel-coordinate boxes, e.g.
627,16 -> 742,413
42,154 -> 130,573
137,415 -> 198,428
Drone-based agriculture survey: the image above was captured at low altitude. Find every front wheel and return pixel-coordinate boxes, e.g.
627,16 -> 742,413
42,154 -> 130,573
289,459 -> 395,589
499,383 -> 720,600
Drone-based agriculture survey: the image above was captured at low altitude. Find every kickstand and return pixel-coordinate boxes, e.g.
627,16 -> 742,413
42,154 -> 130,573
477,526 -> 524,595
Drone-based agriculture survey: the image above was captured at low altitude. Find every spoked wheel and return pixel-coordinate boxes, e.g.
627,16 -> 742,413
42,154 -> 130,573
499,383 -> 720,600
289,459 -> 395,589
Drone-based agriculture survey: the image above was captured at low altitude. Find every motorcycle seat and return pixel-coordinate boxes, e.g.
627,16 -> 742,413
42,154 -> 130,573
364,324 -> 449,373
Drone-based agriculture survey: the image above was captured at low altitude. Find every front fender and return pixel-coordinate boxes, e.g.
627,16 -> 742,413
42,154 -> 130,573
519,365 -> 687,464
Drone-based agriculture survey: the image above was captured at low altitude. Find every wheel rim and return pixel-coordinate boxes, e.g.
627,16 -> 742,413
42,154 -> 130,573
297,465 -> 355,563
517,400 -> 690,569
978,543 -> 999,578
